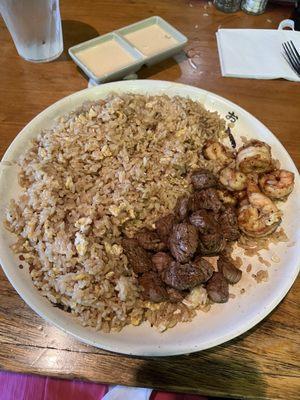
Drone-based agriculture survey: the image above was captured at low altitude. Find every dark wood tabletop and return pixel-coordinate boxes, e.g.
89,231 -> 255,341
0,1 -> 299,399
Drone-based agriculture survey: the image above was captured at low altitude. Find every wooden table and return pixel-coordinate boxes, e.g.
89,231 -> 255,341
0,1 -> 299,399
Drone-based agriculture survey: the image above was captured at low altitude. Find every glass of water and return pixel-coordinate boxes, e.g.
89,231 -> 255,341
0,0 -> 63,63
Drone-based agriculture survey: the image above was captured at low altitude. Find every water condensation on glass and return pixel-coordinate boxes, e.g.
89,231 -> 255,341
214,0 -> 241,13
0,0 -> 63,62
241,0 -> 268,14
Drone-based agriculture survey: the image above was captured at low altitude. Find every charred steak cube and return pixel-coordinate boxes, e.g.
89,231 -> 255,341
189,209 -> 218,234
219,206 -> 240,242
152,252 -> 174,273
191,257 -> 214,282
162,258 -> 213,290
189,188 -> 222,214
217,256 -> 242,284
155,213 -> 177,243
136,229 -> 167,252
206,272 -> 229,303
198,232 -> 226,255
191,169 -> 218,190
169,223 -> 198,262
174,195 -> 190,221
138,271 -> 168,303
122,238 -> 153,274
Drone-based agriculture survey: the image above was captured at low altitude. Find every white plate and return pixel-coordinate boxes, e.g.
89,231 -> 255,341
0,80 -> 299,356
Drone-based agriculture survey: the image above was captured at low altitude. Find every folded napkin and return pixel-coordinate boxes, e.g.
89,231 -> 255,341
216,27 -> 300,81
102,385 -> 152,400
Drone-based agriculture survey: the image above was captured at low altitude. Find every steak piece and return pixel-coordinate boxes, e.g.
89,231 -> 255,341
206,272 -> 229,303
217,256 -> 242,284
166,287 -> 185,303
174,195 -> 190,221
192,257 -> 214,282
162,262 -> 203,290
189,188 -> 222,214
162,258 -> 213,290
136,229 -> 166,252
191,169 -> 217,190
155,213 -> 177,243
198,232 -> 226,255
169,223 -> 198,263
219,206 -> 240,242
189,209 -> 217,234
152,252 -> 173,273
122,238 -> 153,274
138,271 -> 168,302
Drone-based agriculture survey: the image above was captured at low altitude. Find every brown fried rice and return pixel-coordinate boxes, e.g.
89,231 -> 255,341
4,93 -> 227,332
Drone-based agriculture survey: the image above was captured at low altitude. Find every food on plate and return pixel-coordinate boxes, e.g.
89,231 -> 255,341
122,238 -> 153,274
138,272 -> 168,302
258,169 -> 295,200
166,287 -> 185,303
217,256 -> 242,284
174,196 -> 190,221
152,252 -> 173,273
136,229 -> 166,252
206,272 -> 229,303
191,169 -> 218,190
219,207 -> 240,242
198,232 -> 227,255
216,189 -> 237,206
189,188 -> 223,213
236,140 -> 273,173
203,140 -> 234,166
169,223 -> 198,262
219,167 -> 247,192
237,180 -> 282,238
189,209 -> 217,234
161,259 -> 213,291
4,93 -> 295,333
155,214 -> 177,243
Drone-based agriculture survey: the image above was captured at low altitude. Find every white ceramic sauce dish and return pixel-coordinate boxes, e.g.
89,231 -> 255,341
68,17 -> 188,83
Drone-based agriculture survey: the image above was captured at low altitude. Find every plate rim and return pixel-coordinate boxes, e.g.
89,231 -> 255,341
0,79 -> 299,356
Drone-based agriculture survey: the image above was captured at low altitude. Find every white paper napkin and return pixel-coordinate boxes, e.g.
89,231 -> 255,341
102,385 -> 153,400
216,28 -> 300,81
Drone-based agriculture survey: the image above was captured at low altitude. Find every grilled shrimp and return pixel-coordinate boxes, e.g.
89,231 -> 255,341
237,180 -> 282,237
219,167 -> 248,192
259,169 -> 295,200
236,140 -> 273,174
203,140 -> 234,166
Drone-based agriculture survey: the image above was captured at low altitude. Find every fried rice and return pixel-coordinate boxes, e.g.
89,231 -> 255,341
4,93 -> 227,332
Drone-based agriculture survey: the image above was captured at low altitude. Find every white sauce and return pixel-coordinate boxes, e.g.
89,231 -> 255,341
76,40 -> 135,77
124,24 -> 178,56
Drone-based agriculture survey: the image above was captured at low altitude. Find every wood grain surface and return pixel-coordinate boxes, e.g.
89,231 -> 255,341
0,1 -> 299,399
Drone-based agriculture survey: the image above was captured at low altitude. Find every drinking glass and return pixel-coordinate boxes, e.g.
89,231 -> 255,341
214,0 -> 241,12
0,0 -> 63,62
